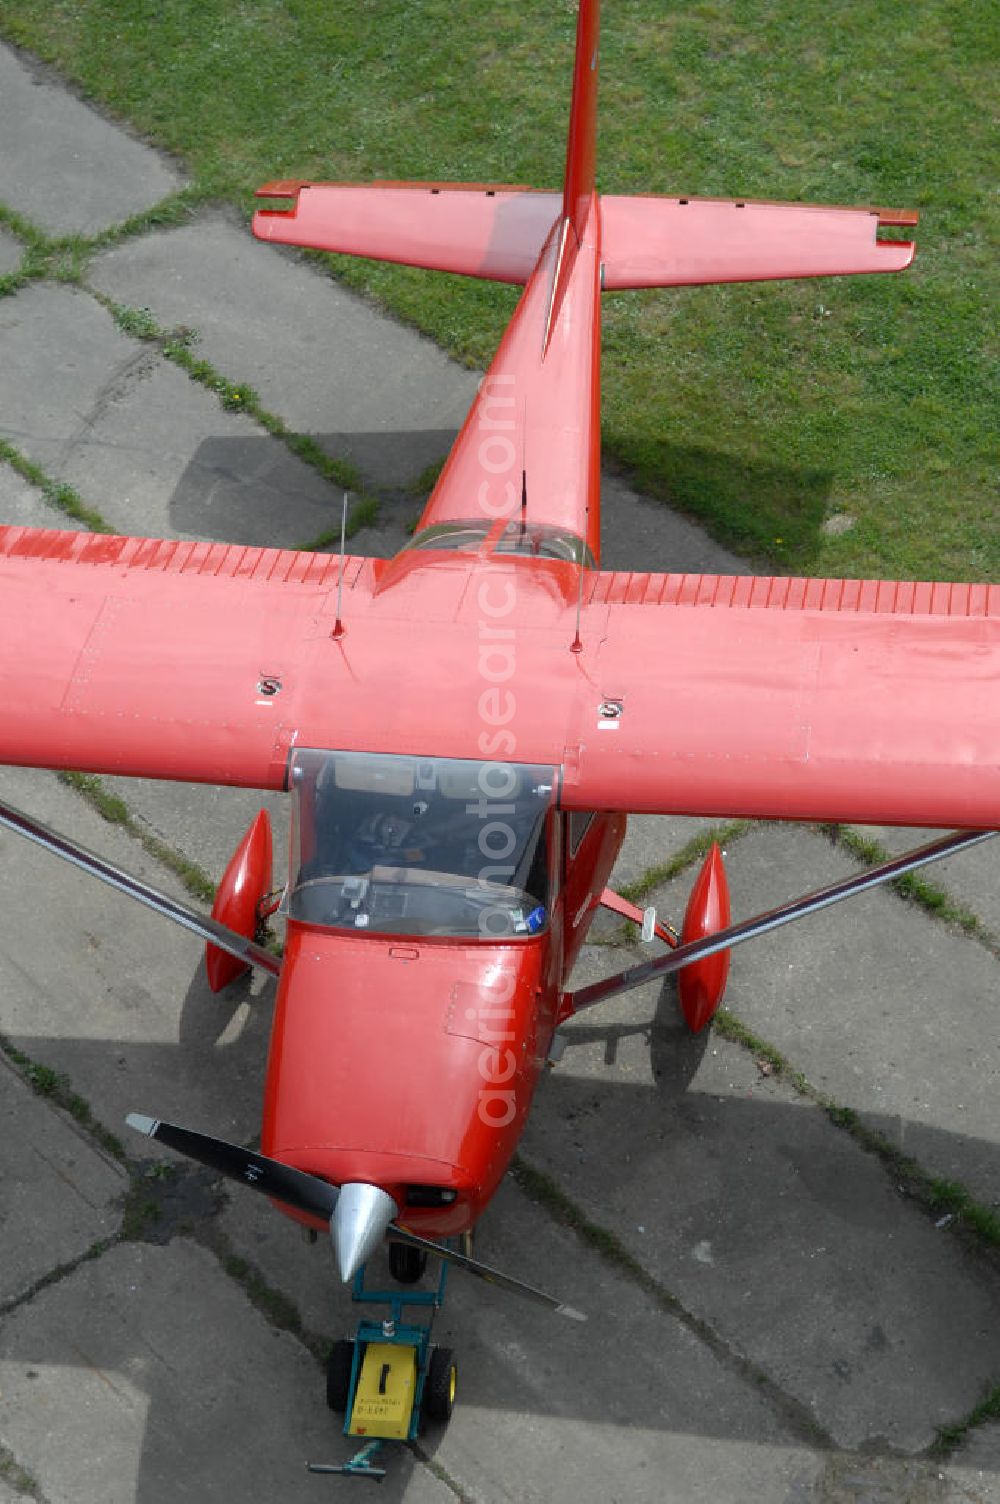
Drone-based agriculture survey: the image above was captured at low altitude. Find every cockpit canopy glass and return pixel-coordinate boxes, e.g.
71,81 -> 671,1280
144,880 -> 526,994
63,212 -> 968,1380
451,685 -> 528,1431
287,750 -> 556,940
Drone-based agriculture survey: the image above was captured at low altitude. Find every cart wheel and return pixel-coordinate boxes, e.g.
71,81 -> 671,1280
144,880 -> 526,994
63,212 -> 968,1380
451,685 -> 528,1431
326,1339 -> 355,1413
389,1242 -> 428,1284
424,1346 -> 457,1425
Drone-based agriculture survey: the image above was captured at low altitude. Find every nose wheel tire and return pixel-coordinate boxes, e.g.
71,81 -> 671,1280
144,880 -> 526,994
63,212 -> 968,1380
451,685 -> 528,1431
424,1346 -> 457,1425
389,1242 -> 428,1284
326,1339 -> 356,1412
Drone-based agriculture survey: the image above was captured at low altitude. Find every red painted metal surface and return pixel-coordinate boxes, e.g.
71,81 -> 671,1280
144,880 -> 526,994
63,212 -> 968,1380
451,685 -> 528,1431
0,0 -> 982,1260
254,182 -> 560,285
206,809 -> 273,993
601,197 -> 915,288
0,528 -> 997,829
677,844 -> 731,1032
261,923 -> 557,1238
562,0 -> 600,244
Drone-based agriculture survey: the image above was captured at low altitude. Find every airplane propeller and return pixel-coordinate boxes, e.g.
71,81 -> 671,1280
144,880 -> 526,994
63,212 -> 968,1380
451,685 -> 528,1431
126,1113 -> 585,1320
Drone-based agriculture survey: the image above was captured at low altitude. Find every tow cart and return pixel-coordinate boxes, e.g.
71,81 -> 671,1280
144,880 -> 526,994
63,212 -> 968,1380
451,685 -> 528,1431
308,1253 -> 456,1482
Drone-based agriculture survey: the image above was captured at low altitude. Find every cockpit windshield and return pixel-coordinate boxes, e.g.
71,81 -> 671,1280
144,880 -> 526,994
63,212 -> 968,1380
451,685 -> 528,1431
287,750 -> 556,939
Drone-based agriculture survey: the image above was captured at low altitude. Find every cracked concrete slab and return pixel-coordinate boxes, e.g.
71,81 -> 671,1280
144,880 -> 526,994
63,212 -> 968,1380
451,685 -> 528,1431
88,212 -> 481,490
0,43 -> 184,236
0,1054 -> 125,1308
706,824 -> 1000,1205
0,1239 -> 455,1503
0,284 -> 356,548
528,952 -> 1000,1452
0,766 -> 272,1149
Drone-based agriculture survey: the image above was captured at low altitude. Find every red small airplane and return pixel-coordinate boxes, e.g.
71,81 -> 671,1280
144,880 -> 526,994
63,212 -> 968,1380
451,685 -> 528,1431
0,0 -> 997,1402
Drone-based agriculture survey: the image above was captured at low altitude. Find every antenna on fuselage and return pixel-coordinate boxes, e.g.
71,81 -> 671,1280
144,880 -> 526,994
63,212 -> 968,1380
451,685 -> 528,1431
571,552 -> 586,654
571,503 -> 589,654
332,492 -> 348,640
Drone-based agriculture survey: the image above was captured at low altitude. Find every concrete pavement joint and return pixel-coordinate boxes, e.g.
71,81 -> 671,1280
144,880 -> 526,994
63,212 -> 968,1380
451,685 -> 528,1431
618,818 -> 758,906
712,1009 -> 1000,1254
509,1153 -> 835,1453
0,1443 -> 47,1502
0,1234 -> 116,1323
0,440 -> 113,532
822,824 -> 999,955
58,772 -> 218,905
93,292 -> 375,505
0,1033 -> 125,1162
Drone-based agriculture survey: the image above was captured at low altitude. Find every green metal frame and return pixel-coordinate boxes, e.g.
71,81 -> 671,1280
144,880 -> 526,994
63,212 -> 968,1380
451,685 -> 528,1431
308,1255 -> 450,1481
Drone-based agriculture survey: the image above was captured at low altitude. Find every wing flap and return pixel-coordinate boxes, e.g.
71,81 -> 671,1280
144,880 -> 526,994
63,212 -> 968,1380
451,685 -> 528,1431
600,195 -> 916,289
253,181 -> 560,284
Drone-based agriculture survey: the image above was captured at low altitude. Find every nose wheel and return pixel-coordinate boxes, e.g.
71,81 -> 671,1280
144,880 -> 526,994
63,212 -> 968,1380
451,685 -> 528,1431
389,1241 -> 428,1284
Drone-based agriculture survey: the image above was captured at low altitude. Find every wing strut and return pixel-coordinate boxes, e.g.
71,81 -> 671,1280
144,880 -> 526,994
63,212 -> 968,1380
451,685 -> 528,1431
562,829 -> 996,1017
0,797 -> 281,980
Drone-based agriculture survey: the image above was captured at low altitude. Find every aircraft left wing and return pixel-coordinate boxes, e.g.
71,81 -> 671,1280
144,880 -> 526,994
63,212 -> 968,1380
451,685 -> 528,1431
0,528 -> 356,788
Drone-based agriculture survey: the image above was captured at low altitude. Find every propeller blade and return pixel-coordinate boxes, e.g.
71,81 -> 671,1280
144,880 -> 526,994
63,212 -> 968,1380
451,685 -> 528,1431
0,797 -> 281,979
125,1114 -> 338,1222
387,1225 -> 586,1320
126,1114 -> 584,1318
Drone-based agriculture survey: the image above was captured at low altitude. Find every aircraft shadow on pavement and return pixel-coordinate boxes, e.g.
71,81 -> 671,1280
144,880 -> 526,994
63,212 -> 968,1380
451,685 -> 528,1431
167,430 -> 460,549
166,430 -> 835,572
4,969 -> 1000,1497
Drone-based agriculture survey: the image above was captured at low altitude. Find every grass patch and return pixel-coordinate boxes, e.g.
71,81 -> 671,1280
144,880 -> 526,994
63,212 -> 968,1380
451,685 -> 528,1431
0,1034 -> 126,1160
59,769 -> 217,905
0,439 -> 114,531
933,1383 -> 1000,1456
822,824 -> 992,944
100,296 -> 369,498
298,494 -> 380,551
0,0 -> 994,580
711,1006 -> 1000,1257
618,819 -> 755,905
0,1445 -> 45,1501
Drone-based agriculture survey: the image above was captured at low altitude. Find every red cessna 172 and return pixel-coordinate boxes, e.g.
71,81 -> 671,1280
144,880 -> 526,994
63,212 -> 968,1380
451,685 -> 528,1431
0,0 -> 997,1386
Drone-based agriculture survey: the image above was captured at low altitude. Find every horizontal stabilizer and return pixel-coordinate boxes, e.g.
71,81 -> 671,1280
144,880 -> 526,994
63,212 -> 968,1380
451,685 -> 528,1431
601,195 -> 917,289
254,181 -> 560,284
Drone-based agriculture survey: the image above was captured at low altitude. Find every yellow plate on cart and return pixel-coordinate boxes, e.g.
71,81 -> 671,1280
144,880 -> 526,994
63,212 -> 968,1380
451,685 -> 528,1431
349,1342 -> 418,1440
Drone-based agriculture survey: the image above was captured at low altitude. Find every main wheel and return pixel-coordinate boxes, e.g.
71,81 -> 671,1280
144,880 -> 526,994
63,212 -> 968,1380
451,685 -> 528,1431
326,1339 -> 355,1413
423,1346 -> 457,1425
389,1241 -> 428,1284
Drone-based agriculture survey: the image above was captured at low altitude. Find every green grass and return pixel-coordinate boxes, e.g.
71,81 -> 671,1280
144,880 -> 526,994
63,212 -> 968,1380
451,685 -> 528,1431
59,770 -> 218,905
0,0 -> 994,580
0,439 -> 114,531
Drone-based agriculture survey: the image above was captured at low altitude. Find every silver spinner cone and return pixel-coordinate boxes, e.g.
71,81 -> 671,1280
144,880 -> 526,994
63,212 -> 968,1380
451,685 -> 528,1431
329,1183 -> 398,1282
